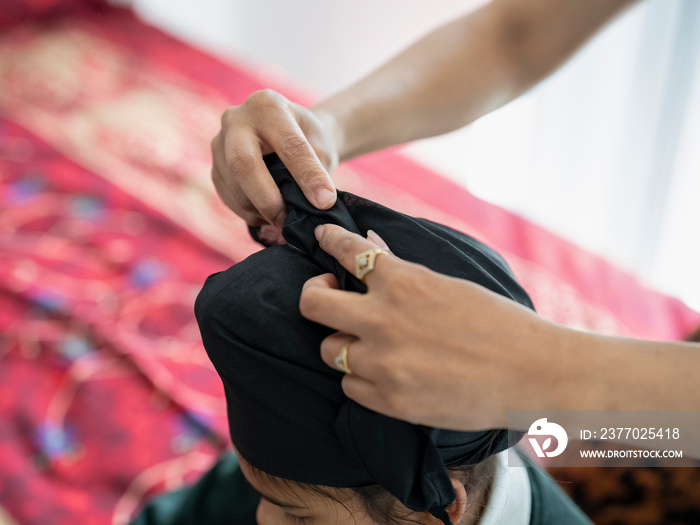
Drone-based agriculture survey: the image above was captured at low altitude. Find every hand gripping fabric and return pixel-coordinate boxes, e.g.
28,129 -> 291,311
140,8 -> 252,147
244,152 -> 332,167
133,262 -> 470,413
196,154 -> 532,524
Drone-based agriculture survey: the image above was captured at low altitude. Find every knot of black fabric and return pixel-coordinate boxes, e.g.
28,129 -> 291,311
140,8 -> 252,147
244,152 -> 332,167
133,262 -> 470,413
199,154 -> 531,525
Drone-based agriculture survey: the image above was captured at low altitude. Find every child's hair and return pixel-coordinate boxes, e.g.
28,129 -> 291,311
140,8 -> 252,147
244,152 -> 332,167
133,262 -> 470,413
249,455 -> 498,525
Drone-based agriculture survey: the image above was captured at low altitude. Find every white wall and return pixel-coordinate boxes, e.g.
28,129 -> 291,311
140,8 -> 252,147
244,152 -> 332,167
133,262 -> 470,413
132,0 -> 700,312
130,0 -> 491,93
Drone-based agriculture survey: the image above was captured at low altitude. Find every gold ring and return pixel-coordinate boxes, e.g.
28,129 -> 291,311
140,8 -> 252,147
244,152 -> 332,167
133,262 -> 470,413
355,248 -> 390,281
334,338 -> 355,374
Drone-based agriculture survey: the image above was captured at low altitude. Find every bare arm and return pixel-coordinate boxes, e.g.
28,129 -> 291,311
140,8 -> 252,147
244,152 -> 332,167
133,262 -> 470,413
565,328 -> 700,412
212,0 -> 638,224
315,0 -> 638,161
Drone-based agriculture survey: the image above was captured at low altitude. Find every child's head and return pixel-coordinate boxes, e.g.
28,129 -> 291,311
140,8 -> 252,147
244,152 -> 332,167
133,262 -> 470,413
237,450 -> 497,525
196,155 -> 533,524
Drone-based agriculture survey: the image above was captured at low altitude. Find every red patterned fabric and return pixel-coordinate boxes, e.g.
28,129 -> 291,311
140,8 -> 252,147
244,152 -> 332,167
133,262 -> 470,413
0,4 -> 698,525
0,0 -> 109,30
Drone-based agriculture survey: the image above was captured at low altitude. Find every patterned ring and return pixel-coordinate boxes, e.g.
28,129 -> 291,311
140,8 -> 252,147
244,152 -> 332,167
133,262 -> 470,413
355,248 -> 390,281
334,338 -> 355,374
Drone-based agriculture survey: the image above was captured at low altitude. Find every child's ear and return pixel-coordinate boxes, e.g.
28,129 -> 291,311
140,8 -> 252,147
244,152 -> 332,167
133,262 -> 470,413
446,477 -> 468,524
425,478 -> 467,524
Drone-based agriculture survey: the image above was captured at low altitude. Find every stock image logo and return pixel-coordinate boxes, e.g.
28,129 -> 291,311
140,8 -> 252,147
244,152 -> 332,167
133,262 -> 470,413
527,418 -> 568,458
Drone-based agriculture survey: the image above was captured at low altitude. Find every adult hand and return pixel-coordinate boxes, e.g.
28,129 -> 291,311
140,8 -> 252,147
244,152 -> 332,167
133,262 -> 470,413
211,89 -> 340,227
299,224 -> 567,431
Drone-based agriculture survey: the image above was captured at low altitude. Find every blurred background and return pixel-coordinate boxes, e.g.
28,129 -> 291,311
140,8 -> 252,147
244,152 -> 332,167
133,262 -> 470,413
132,0 -> 700,311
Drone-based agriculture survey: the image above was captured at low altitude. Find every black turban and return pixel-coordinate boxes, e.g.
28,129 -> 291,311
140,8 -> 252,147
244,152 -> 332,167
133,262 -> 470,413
195,154 -> 533,525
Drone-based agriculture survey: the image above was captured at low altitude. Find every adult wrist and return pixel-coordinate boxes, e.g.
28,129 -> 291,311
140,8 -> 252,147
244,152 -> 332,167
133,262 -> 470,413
548,325 -> 628,412
529,320 -> 590,412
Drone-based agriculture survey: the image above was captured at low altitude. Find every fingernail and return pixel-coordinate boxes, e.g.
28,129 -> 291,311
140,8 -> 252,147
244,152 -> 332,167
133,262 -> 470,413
274,210 -> 287,229
367,229 -> 390,251
315,188 -> 336,209
315,224 -> 326,241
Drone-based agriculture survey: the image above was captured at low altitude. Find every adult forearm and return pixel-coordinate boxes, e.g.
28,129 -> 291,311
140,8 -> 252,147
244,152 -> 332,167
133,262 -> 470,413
547,327 -> 700,457
313,0 -> 636,161
560,328 -> 700,412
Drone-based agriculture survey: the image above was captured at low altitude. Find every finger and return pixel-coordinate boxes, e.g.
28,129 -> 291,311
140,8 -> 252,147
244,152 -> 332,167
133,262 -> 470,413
340,375 -> 391,416
292,103 -> 338,173
299,275 -> 368,333
314,224 -> 396,287
303,272 -> 339,291
211,162 -> 266,226
320,332 -> 374,379
223,130 -> 287,226
366,229 -> 391,252
259,113 -> 336,210
213,132 -> 265,220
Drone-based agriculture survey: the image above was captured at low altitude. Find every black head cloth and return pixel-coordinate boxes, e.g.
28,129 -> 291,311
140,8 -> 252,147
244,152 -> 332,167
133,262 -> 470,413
195,154 -> 532,525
